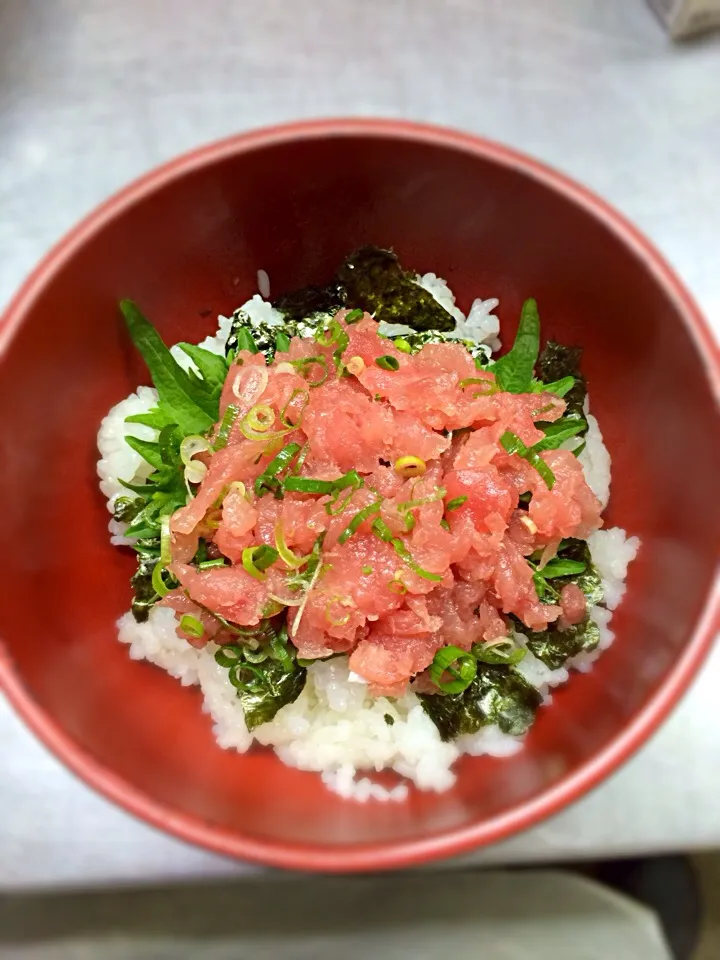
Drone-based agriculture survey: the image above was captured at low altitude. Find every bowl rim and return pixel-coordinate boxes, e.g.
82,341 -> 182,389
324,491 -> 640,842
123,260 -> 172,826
1,117 -> 719,872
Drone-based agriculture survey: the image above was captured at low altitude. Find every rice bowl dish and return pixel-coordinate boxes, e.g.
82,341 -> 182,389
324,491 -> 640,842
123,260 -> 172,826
97,246 -> 639,803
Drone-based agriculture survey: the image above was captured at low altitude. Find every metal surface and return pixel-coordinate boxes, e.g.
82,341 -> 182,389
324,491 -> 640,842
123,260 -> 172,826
1,0 -> 719,889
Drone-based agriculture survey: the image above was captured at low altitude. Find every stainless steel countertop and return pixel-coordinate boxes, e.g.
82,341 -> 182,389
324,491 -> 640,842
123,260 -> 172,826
1,0 -> 719,890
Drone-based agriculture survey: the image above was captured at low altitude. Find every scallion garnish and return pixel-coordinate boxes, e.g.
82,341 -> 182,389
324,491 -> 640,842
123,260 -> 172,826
160,515 -> 172,565
390,538 -> 443,581
213,403 -> 240,450
151,562 -> 171,598
254,442 -> 302,498
394,455 -> 426,478
338,500 -> 383,545
180,614 -> 205,639
362,565 -> 373,575
394,338 -> 412,354
197,558 -> 227,570
288,356 -> 329,387
370,518 -> 442,582
500,431 -> 556,489
242,545 -> 279,580
215,645 -> 243,668
284,469 -> 363,496
375,355 -> 400,371
471,639 -> 526,665
446,496 -> 468,512
344,308 -> 364,324
458,376 -> 497,395
430,645 -> 477,693
274,522 -> 310,569
279,389 -> 309,429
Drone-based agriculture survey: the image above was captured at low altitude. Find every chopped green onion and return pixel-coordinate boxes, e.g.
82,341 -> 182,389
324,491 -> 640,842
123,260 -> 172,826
325,596 -> 353,627
439,518 -> 450,531
214,403 -> 240,450
180,614 -> 204,639
284,469 -> 363,496
375,355 -> 400,371
387,579 -> 407,595
458,376 -> 497,395
151,562 -> 171,598
402,512 -> 416,532
338,500 -> 383,545
227,661 -> 263,689
397,487 -> 447,512
244,646 -> 269,664
254,442 -> 302,498
371,517 -> 393,542
344,308 -> 363,324
288,356 -> 329,387
371,518 -> 443,582
471,639 -> 526,666
446,496 -> 468,512
315,319 -> 346,348
430,645 -> 477,693
215,645 -> 243,668
180,434 -> 211,466
235,328 -> 258,354
275,331 -> 291,353
394,455 -> 426,478
274,522 -> 310,568
362,565 -> 373,575
394,338 -> 412,354
242,545 -> 279,580
279,389 -> 309,429
390,537 -> 443,581
500,431 -> 556,489
245,404 -> 275,432
197,558 -> 227,570
160,516 -> 172,565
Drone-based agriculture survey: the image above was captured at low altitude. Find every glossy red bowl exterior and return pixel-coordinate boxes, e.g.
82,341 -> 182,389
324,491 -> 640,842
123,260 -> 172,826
1,119 -> 719,872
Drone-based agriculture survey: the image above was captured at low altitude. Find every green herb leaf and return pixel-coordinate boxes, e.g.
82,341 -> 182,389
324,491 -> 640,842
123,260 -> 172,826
275,331 -> 291,353
124,405 -> 176,430
491,298 -> 540,393
534,418 -> 587,452
176,343 -> 229,392
120,300 -> 217,434
539,558 -> 587,579
123,436 -> 165,471
531,375 -> 575,398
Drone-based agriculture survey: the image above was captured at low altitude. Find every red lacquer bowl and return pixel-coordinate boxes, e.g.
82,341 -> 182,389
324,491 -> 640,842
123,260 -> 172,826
1,120 -> 719,871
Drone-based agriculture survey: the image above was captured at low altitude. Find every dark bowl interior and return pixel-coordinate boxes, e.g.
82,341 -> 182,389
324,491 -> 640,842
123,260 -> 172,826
1,121 -> 718,870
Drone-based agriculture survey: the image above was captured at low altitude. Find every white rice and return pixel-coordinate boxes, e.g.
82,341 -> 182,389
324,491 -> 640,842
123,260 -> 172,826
100,281 -> 638,802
